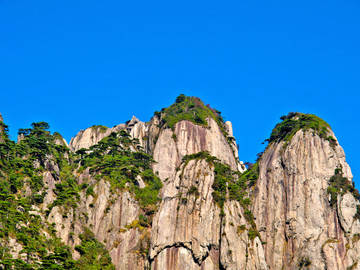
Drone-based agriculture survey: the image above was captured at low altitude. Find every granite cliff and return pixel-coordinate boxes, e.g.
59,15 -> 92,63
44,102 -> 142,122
0,95 -> 358,269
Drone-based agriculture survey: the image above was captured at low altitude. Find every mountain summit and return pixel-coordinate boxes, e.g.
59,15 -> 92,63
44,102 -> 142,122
0,95 -> 358,269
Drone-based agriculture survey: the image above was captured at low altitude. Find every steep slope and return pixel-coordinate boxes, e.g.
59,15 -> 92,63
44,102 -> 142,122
0,119 -> 115,269
69,124 -> 124,152
1,99 -> 359,270
252,112 -> 360,269
63,95 -> 257,269
151,95 -> 244,180
150,155 -> 267,269
147,96 -> 264,269
0,95 -> 251,269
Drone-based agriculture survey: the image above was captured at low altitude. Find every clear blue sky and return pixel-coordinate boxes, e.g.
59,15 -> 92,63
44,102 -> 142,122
1,1 -> 359,184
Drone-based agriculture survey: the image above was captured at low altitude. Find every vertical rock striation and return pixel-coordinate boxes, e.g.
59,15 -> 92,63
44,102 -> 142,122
2,95 -> 360,270
149,116 -> 266,269
152,118 -> 243,181
252,115 -> 360,269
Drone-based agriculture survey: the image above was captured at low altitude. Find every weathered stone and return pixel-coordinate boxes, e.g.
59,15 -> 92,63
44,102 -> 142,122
221,201 -> 268,270
6,107 -> 360,270
153,118 -> 243,181
150,155 -> 267,269
47,179 -> 146,269
69,126 -> 112,151
252,129 -> 357,269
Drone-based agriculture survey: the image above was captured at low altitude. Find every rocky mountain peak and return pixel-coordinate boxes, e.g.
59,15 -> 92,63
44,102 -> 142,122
1,102 -> 359,269
252,112 -> 359,269
267,112 -> 336,147
154,94 -> 226,131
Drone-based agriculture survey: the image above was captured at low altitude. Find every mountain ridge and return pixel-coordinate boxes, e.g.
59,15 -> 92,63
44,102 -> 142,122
0,95 -> 359,269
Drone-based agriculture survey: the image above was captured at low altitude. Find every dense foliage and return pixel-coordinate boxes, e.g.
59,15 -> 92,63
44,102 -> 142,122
75,228 -> 115,270
238,162 -> 259,188
78,130 -> 162,208
0,121 -> 82,269
154,94 -> 226,131
268,112 -> 337,148
0,118 -> 163,268
327,167 -> 360,208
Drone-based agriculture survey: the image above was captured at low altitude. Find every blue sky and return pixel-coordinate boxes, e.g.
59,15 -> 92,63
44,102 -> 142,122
1,1 -> 359,183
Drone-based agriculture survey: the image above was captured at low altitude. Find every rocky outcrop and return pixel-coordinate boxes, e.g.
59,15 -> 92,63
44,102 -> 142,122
150,159 -> 222,268
69,116 -> 147,152
48,114 -> 360,269
150,158 -> 268,270
221,201 -> 268,270
3,97 -> 360,270
68,116 -> 244,176
127,116 -> 149,151
69,126 -> 112,152
54,137 -> 69,147
152,118 -> 244,181
47,179 -> 147,269
252,129 -> 359,269
340,193 -> 360,269
148,115 -> 255,268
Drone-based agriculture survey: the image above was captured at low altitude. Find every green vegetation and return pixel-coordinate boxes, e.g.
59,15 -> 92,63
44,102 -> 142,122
0,120 -> 159,268
187,186 -> 199,197
180,151 -> 250,211
91,125 -> 108,133
181,151 -> 219,168
0,122 -> 87,269
181,151 -> 255,209
155,94 -> 226,132
212,162 -> 236,216
75,228 -> 115,270
353,234 -> 360,243
247,227 -> 259,240
268,112 -> 337,148
238,162 -> 259,188
327,167 -> 360,208
79,131 -> 162,209
180,151 -> 261,240
237,225 -> 246,234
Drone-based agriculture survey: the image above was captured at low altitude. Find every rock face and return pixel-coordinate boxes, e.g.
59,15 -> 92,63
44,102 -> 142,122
149,118 -> 266,270
61,114 -> 360,269
69,116 -> 147,152
150,159 -> 222,269
149,154 -> 267,270
69,126 -> 112,152
51,114 -> 256,269
69,117 -> 243,176
69,124 -> 124,151
152,118 -> 244,181
252,129 -> 360,269
3,101 -> 360,270
47,180 -> 147,270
